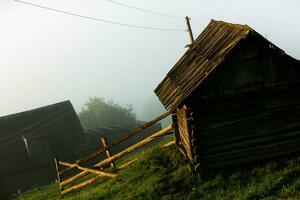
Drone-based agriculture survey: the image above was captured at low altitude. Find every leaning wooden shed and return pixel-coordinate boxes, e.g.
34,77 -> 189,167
0,100 -> 85,199
155,20 -> 300,171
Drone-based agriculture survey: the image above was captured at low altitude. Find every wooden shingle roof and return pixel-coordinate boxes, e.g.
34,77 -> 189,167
155,20 -> 256,110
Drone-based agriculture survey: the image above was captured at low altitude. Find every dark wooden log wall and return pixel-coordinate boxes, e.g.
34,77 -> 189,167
174,35 -> 300,170
189,86 -> 300,169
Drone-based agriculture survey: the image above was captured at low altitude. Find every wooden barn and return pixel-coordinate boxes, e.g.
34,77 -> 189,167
0,101 -> 85,199
155,20 -> 300,171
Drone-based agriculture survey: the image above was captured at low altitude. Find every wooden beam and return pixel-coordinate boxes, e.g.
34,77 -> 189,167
163,140 -> 175,147
60,170 -> 87,188
118,158 -> 137,170
59,161 -> 116,177
54,158 -> 62,191
101,137 -> 116,169
59,161 -> 116,188
61,175 -> 102,196
59,165 -> 75,176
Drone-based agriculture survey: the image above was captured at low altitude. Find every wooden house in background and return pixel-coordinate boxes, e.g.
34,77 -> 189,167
155,20 -> 300,171
0,101 -> 85,199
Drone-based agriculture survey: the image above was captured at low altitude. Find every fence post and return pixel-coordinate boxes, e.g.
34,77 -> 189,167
101,137 -> 116,169
54,158 -> 63,194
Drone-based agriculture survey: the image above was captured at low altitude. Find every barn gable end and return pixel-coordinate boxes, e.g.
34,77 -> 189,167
197,32 -> 300,98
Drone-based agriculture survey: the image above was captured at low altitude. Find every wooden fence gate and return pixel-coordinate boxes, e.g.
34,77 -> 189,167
54,112 -> 173,197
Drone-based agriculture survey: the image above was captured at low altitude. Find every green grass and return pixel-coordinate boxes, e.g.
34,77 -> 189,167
16,140 -> 300,200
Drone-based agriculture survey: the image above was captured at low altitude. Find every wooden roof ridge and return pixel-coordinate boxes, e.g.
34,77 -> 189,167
0,100 -> 72,120
210,19 -> 252,30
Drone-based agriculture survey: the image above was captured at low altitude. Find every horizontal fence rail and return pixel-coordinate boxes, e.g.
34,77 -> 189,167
76,111 -> 171,165
54,111 -> 173,197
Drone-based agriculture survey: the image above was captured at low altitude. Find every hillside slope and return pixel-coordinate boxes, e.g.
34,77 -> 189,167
16,140 -> 300,200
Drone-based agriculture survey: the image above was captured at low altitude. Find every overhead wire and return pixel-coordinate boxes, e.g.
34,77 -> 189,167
190,18 -> 203,32
191,18 -> 202,26
14,0 -> 185,32
0,110 -> 74,148
22,110 -> 73,138
106,0 -> 184,19
82,31 -> 183,111
98,31 -> 184,92
3,0 -> 190,147
0,104 -> 72,143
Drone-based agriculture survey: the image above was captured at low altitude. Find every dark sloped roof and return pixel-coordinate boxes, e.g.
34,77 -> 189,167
0,100 -> 84,149
155,20 -> 264,110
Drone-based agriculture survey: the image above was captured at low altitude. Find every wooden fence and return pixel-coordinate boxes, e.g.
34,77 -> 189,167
54,111 -> 173,197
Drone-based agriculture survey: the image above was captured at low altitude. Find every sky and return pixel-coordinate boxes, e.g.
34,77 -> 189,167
0,0 -> 300,120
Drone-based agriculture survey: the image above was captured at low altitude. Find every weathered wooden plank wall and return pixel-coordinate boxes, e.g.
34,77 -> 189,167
189,86 -> 300,169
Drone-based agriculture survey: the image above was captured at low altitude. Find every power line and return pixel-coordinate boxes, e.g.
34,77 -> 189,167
110,31 -> 183,83
190,18 -> 202,28
23,110 -> 73,138
14,0 -> 185,32
0,104 -> 72,143
88,31 -> 183,98
106,0 -> 183,19
0,110 -> 74,148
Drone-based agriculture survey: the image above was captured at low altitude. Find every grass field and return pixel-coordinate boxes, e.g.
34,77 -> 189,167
15,139 -> 300,200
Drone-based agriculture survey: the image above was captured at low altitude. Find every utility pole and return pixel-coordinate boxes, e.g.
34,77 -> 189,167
185,16 -> 195,48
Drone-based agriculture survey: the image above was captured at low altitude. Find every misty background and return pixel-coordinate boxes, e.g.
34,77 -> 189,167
0,0 -> 299,121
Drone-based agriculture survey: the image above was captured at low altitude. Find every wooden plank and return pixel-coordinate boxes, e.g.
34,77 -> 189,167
60,171 -> 87,189
205,146 -> 300,169
59,161 -> 116,177
200,129 -> 300,156
59,165 -> 74,176
61,175 -> 102,196
101,137 -> 116,169
54,158 -> 62,191
59,161 -> 116,189
59,162 -> 115,189
118,159 -> 137,170
201,137 -> 300,163
163,141 -> 175,147
177,106 -> 193,162
76,166 -> 115,178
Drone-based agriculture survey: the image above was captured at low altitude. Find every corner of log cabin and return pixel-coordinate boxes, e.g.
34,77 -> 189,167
174,104 -> 201,171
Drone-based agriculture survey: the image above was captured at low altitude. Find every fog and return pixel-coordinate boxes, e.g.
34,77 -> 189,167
0,0 -> 299,120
